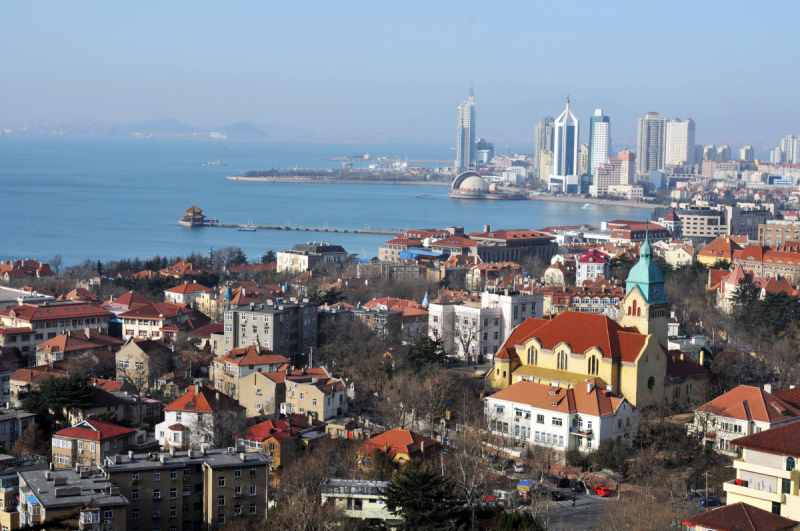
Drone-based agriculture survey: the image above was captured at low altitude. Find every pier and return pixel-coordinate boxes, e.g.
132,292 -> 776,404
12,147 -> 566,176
198,221 -> 399,236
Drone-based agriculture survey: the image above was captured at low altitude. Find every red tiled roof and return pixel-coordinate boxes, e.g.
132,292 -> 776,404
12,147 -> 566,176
361,429 -> 441,460
164,385 -> 244,413
92,379 -> 125,392
105,291 -> 154,310
215,345 -> 289,367
664,348 -> 709,382
503,312 -> 646,362
165,282 -> 212,295
662,210 -> 680,222
0,327 -> 34,336
227,264 -> 276,273
37,329 -> 123,355
431,236 -> 479,248
56,288 -> 101,302
489,381 -> 625,417
189,322 -> 224,338
1,302 -> 113,323
54,419 -> 136,441
773,388 -> 800,408
701,237 -> 744,260
683,502 -> 797,531
260,366 -> 329,384
578,250 -> 609,264
697,385 -> 800,424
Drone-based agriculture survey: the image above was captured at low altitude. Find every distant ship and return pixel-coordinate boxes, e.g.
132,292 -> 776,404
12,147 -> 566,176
237,227 -> 256,232
203,159 -> 226,166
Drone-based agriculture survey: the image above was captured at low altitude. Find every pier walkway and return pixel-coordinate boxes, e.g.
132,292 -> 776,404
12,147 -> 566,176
200,221 -> 398,236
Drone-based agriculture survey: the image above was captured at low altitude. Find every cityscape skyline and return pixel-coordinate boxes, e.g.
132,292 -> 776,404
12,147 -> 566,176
2,2 -> 799,146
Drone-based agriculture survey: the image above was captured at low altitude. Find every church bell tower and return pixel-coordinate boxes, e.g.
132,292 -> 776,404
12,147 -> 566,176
620,230 -> 669,347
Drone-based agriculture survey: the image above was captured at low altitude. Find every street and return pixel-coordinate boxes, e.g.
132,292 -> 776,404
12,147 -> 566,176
538,491 -> 615,531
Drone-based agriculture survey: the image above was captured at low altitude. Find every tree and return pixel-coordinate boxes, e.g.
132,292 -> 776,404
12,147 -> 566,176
11,424 -> 47,461
382,462 -> 461,530
495,512 -> 544,531
590,439 -> 631,499
405,336 -> 445,373
50,254 -> 63,277
23,374 -> 97,434
261,250 -> 277,265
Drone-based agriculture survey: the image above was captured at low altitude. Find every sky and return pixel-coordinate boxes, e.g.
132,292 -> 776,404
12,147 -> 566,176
2,1 -> 798,147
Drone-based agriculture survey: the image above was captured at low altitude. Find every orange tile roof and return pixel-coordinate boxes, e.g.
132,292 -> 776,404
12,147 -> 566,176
1,302 -> 113,323
164,385 -> 244,413
56,288 -> 101,302
54,419 -> 136,441
489,381 -> 625,417
215,345 -> 289,367
697,385 -> 800,424
165,282 -> 213,295
683,502 -> 797,531
503,312 -> 646,362
361,429 -> 441,460
37,329 -> 123,355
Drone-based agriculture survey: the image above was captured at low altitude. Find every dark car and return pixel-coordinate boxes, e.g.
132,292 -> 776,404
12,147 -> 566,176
699,496 -> 722,507
549,489 -> 566,501
570,480 -> 585,493
553,476 -> 571,488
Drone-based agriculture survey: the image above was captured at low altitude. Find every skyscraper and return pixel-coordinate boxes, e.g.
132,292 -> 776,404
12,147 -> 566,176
781,135 -> 799,164
740,146 -> 755,162
694,145 -> 704,165
548,97 -> 580,193
588,109 -> 611,176
635,112 -> 666,177
703,145 -> 717,161
715,145 -> 731,162
455,84 -> 477,173
578,143 -> 590,176
533,116 -> 555,178
664,118 -> 696,165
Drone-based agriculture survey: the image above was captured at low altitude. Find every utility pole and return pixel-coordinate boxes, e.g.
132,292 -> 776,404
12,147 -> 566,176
704,470 -> 709,512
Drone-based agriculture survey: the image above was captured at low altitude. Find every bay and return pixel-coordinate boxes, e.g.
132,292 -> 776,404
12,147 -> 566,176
0,136 -> 639,266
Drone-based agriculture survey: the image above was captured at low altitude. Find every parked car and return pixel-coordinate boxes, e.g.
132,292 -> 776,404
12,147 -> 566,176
593,486 -> 612,497
570,480 -> 585,493
553,476 -> 571,488
513,462 -> 525,473
549,489 -> 566,501
699,496 -> 722,507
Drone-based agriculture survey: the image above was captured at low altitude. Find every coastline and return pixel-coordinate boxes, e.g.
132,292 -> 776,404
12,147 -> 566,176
523,194 -> 655,210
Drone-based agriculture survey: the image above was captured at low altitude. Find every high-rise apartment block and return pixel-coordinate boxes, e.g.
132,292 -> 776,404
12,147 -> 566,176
456,85 -> 477,172
533,116 -> 555,178
781,134 -> 799,164
740,146 -> 755,162
475,138 -> 494,163
715,145 -> 731,162
664,118 -> 695,165
578,143 -> 590,176
589,150 -> 635,197
548,97 -> 580,193
635,112 -> 666,177
694,145 -> 704,164
588,109 -> 610,176
703,145 -> 717,161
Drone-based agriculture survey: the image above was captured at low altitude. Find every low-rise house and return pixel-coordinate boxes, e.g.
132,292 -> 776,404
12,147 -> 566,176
485,380 -> 638,455
115,338 -> 174,391
9,366 -> 65,406
724,421 -> 800,520
226,263 -> 277,276
51,418 -> 137,468
66,388 -> 131,426
0,260 -> 55,285
543,261 -> 575,287
158,260 -> 211,278
0,406 -> 35,453
156,371 -> 192,398
188,322 -> 225,354
18,467 -> 128,529
118,300 -> 202,342
690,385 -> 800,455
164,281 -> 213,306
682,502 -> 798,531
236,415 -> 325,471
155,384 -> 245,450
35,327 -> 123,366
0,301 -> 113,351
363,297 -> 428,340
663,349 -> 709,408
576,251 -> 609,286
277,243 -> 348,273
321,478 -> 403,526
359,429 -> 440,466
211,345 -> 289,401
236,365 -> 330,421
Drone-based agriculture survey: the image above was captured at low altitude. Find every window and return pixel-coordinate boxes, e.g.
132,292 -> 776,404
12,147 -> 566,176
557,350 -> 568,370
176,412 -> 182,421
249,485 -> 256,496
787,457 -> 796,472
183,468 -> 190,477
312,399 -> 317,406
250,467 -> 257,477
552,417 -> 562,427
153,509 -> 161,518
133,490 -> 139,500
154,490 -> 161,499
773,502 -> 782,516
218,515 -> 225,525
104,509 -> 113,519
235,469 -> 241,478
170,470 -> 177,480
218,495 -> 225,506
90,442 -> 96,452
170,508 -> 177,518
154,472 -> 160,481
170,488 -> 177,499
183,486 -> 190,496
218,477 -> 225,487
132,473 -> 139,482
132,510 -> 139,520
250,504 -> 256,514
783,478 -> 791,494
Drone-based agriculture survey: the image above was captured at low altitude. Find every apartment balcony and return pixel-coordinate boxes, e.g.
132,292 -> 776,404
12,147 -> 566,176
569,427 -> 592,437
724,480 -> 785,504
732,458 -> 794,480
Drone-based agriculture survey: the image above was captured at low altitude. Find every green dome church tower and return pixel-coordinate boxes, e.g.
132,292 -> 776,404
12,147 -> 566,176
620,231 -> 669,347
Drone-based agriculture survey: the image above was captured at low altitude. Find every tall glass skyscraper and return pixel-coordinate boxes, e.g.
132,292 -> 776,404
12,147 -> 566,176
549,97 -> 580,193
588,109 -> 611,176
455,84 -> 477,173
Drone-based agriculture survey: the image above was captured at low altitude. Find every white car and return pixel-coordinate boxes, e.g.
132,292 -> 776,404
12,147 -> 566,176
513,462 -> 525,473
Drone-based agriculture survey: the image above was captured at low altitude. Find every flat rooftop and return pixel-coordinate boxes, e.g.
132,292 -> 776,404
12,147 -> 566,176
321,477 -> 390,495
19,468 -> 128,509
99,447 -> 269,472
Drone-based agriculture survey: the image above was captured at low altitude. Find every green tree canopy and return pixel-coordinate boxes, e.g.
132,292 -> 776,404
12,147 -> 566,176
23,373 -> 97,434
405,336 -> 445,373
382,463 -> 461,530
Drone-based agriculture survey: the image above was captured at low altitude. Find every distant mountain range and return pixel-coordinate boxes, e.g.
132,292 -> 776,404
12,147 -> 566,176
112,119 -> 316,140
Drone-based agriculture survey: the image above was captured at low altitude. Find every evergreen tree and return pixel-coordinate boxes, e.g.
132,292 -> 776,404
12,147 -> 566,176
382,463 -> 460,530
261,250 -> 277,264
23,374 -> 97,435
495,511 -> 544,531
406,336 -> 445,373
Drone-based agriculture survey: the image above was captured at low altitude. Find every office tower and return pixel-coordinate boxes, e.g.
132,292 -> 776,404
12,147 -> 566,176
664,118 -> 696,165
475,138 -> 494,163
715,145 -> 731,162
740,146 -> 755,162
703,145 -> 717,161
578,143 -> 590,176
588,109 -> 611,176
533,116 -> 555,178
694,145 -> 704,165
781,135 -> 799,164
549,97 -> 580,193
455,84 -> 477,173
635,112 -> 666,176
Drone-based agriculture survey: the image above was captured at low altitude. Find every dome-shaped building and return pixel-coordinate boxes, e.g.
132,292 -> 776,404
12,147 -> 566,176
450,171 -> 490,199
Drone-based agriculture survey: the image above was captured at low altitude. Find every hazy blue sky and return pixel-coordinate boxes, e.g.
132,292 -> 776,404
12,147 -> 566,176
2,1 -> 798,146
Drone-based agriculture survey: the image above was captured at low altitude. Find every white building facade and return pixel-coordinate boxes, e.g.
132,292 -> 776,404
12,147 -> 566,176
548,98 -> 580,193
664,118 -> 696,166
456,85 -> 477,172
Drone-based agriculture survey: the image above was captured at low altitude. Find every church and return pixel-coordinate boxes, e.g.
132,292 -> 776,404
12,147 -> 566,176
489,233 -> 674,408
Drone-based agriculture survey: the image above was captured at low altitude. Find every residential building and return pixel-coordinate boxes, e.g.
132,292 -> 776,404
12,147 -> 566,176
665,118 -> 696,166
97,447 -> 269,531
716,145 -> 732,162
456,84 -> 477,172
466,227 -> 558,261
0,260 -> 55,285
276,243 -> 348,273
485,380 -> 637,454
9,366 -> 65,406
576,250 -> 609,286
543,262 -> 575,287
362,297 -> 428,339
359,429 -> 440,466
210,345 -> 289,400
578,142 -> 590,177
682,502 -> 798,531
781,135 -> 800,164
321,479 -> 403,526
0,406 -> 35,453
118,299 -> 202,342
589,150 -> 635,197
735,245 -> 800,287
724,421 -> 800,519
659,205 -> 774,242
704,145 -> 717,161
689,385 -> 800,455
222,299 -> 319,363
533,116 -> 555,179
35,327 -> 123,366
607,184 -> 644,200
236,416 -> 326,472
636,112 -> 667,177
0,301 -> 113,352
549,97 -> 581,193
164,282 -> 213,306
741,146 -> 756,162
588,109 -> 610,176
18,467 -> 128,529
709,265 -> 798,313
697,237 -> 744,267
428,289 -> 543,362
543,283 -> 624,317
51,419 -> 137,468
759,220 -> 800,246
465,262 -> 521,290
663,350 -> 709,408
155,384 -> 245,450
115,338 -> 174,391
236,365 -> 332,421
475,138 -> 494,163
356,260 -> 422,281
